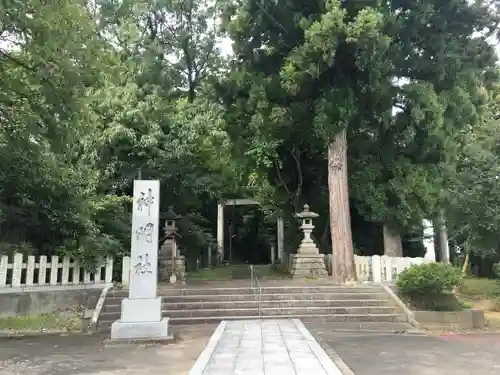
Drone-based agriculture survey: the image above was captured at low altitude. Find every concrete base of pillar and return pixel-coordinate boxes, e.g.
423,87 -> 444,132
110,318 -> 172,341
289,254 -> 328,278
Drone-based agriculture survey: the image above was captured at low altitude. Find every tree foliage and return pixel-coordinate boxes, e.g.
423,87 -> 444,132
1,0 -> 500,278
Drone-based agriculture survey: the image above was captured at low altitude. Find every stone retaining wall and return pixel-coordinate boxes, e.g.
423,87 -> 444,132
413,309 -> 485,330
0,288 -> 101,318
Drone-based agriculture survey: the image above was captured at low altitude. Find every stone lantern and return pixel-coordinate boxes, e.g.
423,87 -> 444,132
164,207 -> 179,243
295,204 -> 319,252
159,207 -> 185,284
289,204 -> 328,278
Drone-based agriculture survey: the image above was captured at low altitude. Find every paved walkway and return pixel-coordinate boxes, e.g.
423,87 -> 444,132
189,319 -> 343,375
308,325 -> 500,375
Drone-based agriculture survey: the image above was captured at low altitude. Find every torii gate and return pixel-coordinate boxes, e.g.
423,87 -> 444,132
217,199 -> 284,264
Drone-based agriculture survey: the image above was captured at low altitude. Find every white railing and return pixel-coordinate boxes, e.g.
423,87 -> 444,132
0,252 -> 433,291
249,264 -> 262,318
125,254 -> 432,285
0,253 -> 113,291
325,254 -> 431,282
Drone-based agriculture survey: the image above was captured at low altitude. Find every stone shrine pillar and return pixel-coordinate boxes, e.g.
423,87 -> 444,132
289,204 -> 328,278
111,180 -> 170,340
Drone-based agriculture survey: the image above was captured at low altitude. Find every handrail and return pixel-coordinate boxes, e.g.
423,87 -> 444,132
249,265 -> 262,318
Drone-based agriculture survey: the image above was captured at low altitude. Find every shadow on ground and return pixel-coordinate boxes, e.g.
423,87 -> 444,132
0,326 -> 214,375
309,325 -> 500,375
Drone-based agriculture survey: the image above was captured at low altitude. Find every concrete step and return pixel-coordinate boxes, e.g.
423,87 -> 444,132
97,313 -> 406,331
165,299 -> 390,310
97,285 -> 409,333
104,292 -> 389,305
101,298 -> 391,313
163,306 -> 399,319
106,285 -> 385,298
99,305 -> 398,321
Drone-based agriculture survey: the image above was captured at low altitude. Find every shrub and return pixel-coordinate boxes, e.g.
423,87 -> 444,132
397,263 -> 463,310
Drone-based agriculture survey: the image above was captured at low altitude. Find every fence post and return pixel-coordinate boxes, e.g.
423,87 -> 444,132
39,256 -> 47,286
372,255 -> 382,283
50,255 -> 59,285
12,253 -> 23,288
384,256 -> 393,282
0,255 -> 7,287
73,262 -> 80,285
26,255 -> 35,286
62,257 -> 70,285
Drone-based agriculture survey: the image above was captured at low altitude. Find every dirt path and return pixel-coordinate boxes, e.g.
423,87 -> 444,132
0,326 -> 214,375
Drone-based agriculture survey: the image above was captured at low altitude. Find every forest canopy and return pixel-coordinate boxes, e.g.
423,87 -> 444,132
1,0 -> 500,278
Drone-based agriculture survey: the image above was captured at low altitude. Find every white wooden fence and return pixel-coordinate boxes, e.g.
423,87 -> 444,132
325,254 -> 431,282
0,252 -> 432,291
0,253 -> 113,292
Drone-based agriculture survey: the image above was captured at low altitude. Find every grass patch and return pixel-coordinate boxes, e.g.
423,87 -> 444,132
485,311 -> 500,328
454,277 -> 500,330
187,264 -> 290,281
0,308 -> 83,333
458,277 -> 500,299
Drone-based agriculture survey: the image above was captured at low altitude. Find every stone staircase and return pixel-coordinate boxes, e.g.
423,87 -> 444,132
97,284 -> 413,332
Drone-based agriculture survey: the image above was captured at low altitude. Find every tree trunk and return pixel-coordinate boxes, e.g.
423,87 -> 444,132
461,250 -> 470,275
328,130 -> 355,283
436,211 -> 451,264
383,224 -> 403,257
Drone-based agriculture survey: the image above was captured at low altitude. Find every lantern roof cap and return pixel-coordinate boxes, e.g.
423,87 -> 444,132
164,206 -> 180,221
294,204 -> 319,219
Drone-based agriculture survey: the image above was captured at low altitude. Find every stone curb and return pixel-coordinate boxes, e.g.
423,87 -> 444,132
88,285 -> 112,333
0,330 -> 91,339
433,329 -> 500,336
380,283 -> 421,329
103,332 -> 178,347
188,321 -> 227,375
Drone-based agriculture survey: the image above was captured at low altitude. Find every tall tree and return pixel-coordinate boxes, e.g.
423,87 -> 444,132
220,0 -> 498,282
